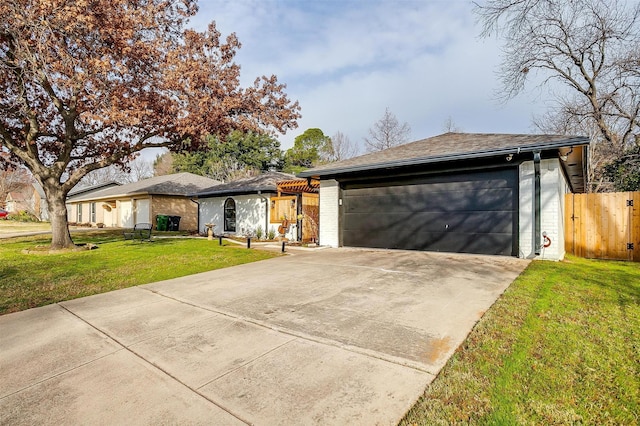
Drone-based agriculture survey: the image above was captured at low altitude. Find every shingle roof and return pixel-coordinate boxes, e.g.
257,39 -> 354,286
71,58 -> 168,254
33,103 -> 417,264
298,133 -> 590,178
195,172 -> 299,197
67,181 -> 120,198
69,173 -> 220,202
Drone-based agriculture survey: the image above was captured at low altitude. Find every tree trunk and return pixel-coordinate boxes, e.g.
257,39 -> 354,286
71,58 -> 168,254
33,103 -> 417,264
44,183 -> 75,249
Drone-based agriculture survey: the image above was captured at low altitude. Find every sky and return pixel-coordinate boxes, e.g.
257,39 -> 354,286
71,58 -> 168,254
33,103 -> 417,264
186,0 -> 552,153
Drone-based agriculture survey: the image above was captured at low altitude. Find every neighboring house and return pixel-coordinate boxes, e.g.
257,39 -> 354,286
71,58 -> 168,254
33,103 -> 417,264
66,181 -> 122,225
5,183 -> 47,220
298,132 -> 590,261
195,172 -> 319,241
66,173 -> 219,230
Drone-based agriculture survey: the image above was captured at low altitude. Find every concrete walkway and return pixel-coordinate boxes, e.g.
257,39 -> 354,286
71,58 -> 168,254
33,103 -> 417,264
0,248 -> 529,425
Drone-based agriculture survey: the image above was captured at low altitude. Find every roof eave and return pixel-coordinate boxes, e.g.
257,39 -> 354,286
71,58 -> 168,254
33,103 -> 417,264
298,137 -> 590,178
193,188 -> 278,198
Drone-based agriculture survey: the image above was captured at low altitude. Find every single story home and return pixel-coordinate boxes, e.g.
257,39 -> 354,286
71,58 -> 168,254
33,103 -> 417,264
5,181 -> 49,221
66,173 -> 220,230
298,132 -> 590,260
195,171 -> 319,241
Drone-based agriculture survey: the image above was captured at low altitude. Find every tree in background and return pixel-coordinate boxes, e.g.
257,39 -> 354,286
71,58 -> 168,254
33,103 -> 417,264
153,153 -> 174,177
330,131 -> 359,161
603,143 -> 640,192
79,157 -> 154,187
364,108 -> 411,152
442,116 -> 463,133
284,128 -> 334,174
172,131 -> 283,181
476,0 -> 640,191
0,1 -> 300,249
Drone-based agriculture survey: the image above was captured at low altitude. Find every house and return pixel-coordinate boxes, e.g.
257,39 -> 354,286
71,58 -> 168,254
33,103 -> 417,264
65,181 -> 122,225
5,182 -> 48,220
195,172 -> 319,241
65,173 -> 220,230
298,133 -> 590,260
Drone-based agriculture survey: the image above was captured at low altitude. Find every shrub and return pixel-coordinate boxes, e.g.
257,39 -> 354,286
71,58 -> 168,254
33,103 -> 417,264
267,228 -> 276,240
8,211 -> 40,222
255,226 -> 264,240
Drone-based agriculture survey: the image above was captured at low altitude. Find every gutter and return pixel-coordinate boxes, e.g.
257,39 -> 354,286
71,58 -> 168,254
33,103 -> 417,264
533,151 -> 542,256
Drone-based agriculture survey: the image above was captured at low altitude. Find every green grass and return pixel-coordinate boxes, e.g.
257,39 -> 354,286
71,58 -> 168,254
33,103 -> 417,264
0,220 -> 52,234
0,230 -> 278,315
401,256 -> 640,426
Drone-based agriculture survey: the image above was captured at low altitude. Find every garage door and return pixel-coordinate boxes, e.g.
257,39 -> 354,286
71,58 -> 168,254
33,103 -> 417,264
342,168 -> 518,256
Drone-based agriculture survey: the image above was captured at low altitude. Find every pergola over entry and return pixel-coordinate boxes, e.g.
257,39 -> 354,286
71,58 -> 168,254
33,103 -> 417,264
272,178 -> 320,242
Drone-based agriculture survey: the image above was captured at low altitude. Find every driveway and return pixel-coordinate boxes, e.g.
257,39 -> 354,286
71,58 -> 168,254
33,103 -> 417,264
0,248 -> 528,425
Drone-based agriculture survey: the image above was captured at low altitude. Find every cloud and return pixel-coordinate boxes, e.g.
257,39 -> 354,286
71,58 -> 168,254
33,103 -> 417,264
191,1 -> 549,150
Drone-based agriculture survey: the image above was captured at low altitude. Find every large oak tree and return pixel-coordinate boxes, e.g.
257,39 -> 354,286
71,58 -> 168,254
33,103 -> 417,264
0,0 -> 300,248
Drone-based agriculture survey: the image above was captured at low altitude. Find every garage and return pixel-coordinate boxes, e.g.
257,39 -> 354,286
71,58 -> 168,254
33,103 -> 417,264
299,133 -> 590,260
341,168 -> 518,256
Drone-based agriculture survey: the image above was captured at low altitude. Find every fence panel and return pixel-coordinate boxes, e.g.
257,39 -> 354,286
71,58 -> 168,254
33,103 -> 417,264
565,192 -> 640,261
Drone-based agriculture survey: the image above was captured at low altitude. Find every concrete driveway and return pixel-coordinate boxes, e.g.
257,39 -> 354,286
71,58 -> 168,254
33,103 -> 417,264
0,248 -> 528,425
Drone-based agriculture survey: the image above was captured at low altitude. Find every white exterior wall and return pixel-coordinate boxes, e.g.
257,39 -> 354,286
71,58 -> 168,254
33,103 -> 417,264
199,194 -> 293,239
319,179 -> 340,247
519,158 -> 568,260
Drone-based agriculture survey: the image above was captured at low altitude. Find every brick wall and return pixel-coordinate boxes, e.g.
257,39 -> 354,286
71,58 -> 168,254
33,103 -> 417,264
151,196 -> 198,231
319,180 -> 339,247
519,158 -> 568,260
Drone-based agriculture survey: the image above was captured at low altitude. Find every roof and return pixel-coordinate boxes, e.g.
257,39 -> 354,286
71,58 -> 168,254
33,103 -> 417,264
68,181 -> 120,198
68,173 -> 220,202
195,172 -> 299,197
298,132 -> 591,192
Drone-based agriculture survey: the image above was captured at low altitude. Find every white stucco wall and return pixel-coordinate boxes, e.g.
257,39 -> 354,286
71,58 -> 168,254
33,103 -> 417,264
199,194 -> 296,239
319,180 -> 340,247
519,158 -> 568,260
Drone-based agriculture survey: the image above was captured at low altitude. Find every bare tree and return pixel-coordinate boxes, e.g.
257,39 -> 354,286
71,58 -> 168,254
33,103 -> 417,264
364,108 -> 411,152
79,157 -> 153,188
126,157 -> 154,183
442,116 -> 463,133
330,131 -> 359,161
476,0 -> 640,191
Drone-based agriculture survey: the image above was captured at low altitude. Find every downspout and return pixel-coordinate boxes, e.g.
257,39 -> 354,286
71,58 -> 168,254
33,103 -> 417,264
190,198 -> 200,234
257,191 -> 269,236
533,151 -> 541,255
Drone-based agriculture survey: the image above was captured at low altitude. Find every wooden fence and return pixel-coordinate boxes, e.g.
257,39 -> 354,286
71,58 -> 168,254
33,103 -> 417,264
565,192 -> 640,261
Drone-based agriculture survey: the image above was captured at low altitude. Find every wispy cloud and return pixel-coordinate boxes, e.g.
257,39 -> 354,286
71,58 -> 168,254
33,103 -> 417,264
190,0 -> 546,150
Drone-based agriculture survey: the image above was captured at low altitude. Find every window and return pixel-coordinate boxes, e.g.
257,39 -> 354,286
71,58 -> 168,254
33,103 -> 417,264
224,198 -> 236,232
77,204 -> 83,223
90,203 -> 96,223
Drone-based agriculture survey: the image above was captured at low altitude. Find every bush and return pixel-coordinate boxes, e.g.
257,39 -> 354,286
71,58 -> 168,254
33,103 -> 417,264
267,228 -> 276,240
255,226 -> 264,240
7,211 -> 40,222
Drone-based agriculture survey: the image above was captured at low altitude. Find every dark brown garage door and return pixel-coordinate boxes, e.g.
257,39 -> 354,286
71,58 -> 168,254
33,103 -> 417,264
341,168 -> 518,256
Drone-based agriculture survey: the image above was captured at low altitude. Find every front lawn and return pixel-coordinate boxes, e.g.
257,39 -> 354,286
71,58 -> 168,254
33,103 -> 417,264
401,256 -> 640,425
0,230 -> 278,315
0,220 -> 52,234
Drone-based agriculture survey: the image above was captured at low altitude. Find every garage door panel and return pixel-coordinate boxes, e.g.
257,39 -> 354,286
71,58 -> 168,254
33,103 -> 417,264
344,211 -> 513,235
344,188 -> 514,213
341,168 -> 517,256
343,229 -> 513,255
